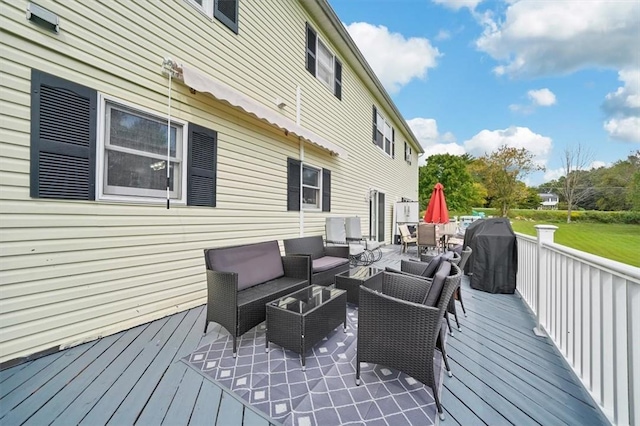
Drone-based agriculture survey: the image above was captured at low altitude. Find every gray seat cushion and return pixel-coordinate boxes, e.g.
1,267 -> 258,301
423,261 -> 452,306
206,240 -> 285,290
313,256 -> 350,272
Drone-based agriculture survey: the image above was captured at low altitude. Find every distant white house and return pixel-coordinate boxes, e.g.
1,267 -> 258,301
538,193 -> 559,209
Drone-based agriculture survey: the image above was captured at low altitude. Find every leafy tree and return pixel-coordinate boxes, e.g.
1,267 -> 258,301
519,185 -> 543,209
418,154 -> 478,212
626,151 -> 640,211
559,144 -> 595,222
477,145 -> 543,217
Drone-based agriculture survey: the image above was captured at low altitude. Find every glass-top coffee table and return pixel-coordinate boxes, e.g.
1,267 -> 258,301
334,266 -> 384,304
265,285 -> 346,370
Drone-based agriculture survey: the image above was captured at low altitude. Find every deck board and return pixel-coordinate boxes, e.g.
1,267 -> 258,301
0,245 -> 609,426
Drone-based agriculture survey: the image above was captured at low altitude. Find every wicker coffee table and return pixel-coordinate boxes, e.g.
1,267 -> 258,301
265,285 -> 346,370
334,266 -> 383,305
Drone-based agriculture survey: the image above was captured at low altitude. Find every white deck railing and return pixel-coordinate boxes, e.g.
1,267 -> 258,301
515,226 -> 640,426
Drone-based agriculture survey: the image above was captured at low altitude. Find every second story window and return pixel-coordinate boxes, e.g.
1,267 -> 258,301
187,0 -> 238,34
306,23 -> 342,100
372,106 -> 395,157
404,142 -> 412,164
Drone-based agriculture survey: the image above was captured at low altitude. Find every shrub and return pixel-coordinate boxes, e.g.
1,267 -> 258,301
471,208 -> 640,224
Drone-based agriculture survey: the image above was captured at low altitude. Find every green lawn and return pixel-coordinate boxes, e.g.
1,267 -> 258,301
510,220 -> 640,267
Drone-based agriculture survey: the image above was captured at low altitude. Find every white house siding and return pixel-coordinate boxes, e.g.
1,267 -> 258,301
0,0 -> 420,364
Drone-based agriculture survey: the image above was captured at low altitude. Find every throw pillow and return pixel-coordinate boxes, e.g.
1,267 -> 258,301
422,254 -> 443,278
423,261 -> 452,306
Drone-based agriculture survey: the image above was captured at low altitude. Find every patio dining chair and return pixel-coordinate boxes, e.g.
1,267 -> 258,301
356,263 -> 462,421
398,224 -> 417,253
345,216 -> 382,262
417,223 -> 442,256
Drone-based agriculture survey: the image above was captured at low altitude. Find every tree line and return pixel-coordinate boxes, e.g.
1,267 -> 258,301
419,148 -> 640,221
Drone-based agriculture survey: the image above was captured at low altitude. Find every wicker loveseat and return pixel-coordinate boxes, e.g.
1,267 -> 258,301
282,235 -> 350,286
203,240 -> 310,356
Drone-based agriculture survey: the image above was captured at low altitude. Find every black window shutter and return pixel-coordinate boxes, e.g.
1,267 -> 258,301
322,168 -> 331,212
214,0 -> 238,33
377,192 -> 385,242
306,23 -> 316,76
30,69 -> 96,200
372,106 -> 377,144
187,123 -> 217,207
391,128 -> 395,158
287,157 -> 301,211
334,59 -> 342,100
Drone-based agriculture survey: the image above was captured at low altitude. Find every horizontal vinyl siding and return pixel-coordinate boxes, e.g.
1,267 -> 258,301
0,0 -> 418,364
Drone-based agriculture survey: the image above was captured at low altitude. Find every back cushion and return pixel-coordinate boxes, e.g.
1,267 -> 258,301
422,254 -> 443,278
206,240 -> 285,290
283,236 -> 325,260
423,261 -> 452,306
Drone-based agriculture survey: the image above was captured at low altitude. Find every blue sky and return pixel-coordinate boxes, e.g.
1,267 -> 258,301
328,0 -> 640,185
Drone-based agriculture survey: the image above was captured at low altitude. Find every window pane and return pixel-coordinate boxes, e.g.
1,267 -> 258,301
302,187 -> 319,207
106,150 -> 178,194
376,113 -> 384,131
109,107 -> 177,157
384,122 -> 392,140
316,40 -> 333,87
302,166 -> 319,187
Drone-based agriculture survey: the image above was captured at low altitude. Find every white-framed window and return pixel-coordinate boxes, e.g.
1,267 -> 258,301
97,95 -> 188,204
404,142 -> 412,164
316,39 -> 334,90
302,164 -> 322,210
185,0 -> 239,33
306,23 -> 342,99
372,106 -> 394,157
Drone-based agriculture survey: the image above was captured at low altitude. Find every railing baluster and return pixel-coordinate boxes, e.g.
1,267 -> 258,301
516,228 -> 639,425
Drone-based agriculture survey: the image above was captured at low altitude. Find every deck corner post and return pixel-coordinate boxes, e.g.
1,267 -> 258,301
533,224 -> 558,337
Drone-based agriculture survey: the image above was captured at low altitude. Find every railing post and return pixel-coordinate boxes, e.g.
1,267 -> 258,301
533,224 -> 558,336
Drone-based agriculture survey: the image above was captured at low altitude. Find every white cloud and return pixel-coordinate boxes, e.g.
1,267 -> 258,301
345,22 -> 441,93
543,161 -> 607,181
475,1 -> 640,77
407,117 -> 465,164
423,143 -> 466,159
604,116 -> 640,143
435,29 -> 451,41
432,0 -> 483,11
463,126 -> 552,165
602,69 -> 640,142
543,168 -> 564,182
510,88 -> 556,114
528,89 -> 556,106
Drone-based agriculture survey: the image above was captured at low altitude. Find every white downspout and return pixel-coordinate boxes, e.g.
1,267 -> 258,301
297,86 -> 304,237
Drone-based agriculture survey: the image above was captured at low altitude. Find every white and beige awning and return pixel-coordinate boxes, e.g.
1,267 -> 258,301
165,60 -> 347,158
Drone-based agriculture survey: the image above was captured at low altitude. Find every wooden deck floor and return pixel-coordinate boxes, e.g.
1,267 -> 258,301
0,246 -> 609,425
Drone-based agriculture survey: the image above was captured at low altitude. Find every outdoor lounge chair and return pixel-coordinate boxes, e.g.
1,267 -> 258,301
325,217 -> 370,265
356,264 -> 462,421
345,216 -> 382,262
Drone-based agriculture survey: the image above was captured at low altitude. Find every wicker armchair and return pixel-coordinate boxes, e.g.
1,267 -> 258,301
283,235 -> 350,286
356,264 -> 462,421
451,246 -> 472,319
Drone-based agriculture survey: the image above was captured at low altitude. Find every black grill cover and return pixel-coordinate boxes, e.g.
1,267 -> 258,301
463,218 -> 518,294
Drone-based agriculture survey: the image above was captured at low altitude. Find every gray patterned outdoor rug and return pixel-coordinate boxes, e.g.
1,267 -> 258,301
182,307 -> 442,426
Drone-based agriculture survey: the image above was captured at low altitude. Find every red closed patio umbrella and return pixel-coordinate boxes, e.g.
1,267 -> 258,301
424,182 -> 449,224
